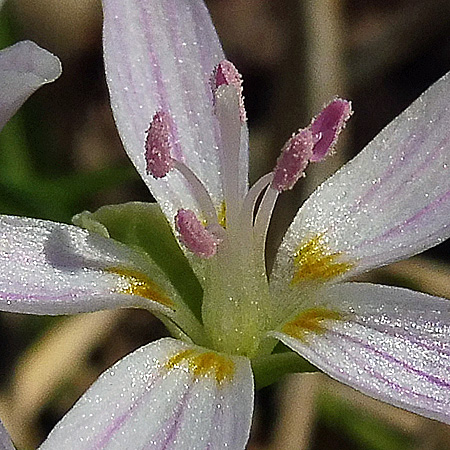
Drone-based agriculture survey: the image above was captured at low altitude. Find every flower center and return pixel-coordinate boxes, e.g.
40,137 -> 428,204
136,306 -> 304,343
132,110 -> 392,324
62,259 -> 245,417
144,60 -> 351,357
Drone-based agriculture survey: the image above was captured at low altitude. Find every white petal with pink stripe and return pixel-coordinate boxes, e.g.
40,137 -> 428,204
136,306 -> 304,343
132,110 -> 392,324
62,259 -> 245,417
103,0 -> 249,223
272,282 -> 450,423
39,338 -> 253,450
0,215 -> 176,315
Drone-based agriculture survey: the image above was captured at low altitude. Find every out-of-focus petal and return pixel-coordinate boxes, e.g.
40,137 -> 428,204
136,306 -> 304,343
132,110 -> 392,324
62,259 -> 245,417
39,338 -> 254,450
0,419 -> 14,450
271,282 -> 450,423
103,0 -> 247,223
0,41 -> 61,130
0,215 -> 177,315
271,71 -> 450,289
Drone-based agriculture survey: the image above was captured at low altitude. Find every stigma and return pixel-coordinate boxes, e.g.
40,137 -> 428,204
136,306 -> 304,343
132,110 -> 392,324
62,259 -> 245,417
212,60 -> 246,124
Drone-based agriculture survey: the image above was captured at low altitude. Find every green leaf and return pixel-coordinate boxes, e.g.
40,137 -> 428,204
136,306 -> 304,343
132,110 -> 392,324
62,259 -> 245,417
73,202 -> 203,321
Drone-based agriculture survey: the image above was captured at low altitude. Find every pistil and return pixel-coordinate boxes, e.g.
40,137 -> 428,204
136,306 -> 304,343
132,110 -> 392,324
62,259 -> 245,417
213,84 -> 245,232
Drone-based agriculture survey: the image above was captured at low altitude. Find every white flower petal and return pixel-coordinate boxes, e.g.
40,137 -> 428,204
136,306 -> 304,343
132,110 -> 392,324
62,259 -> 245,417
103,0 -> 246,222
0,41 -> 61,130
272,71 -> 450,288
39,338 -> 253,450
0,215 -> 176,315
272,282 -> 450,423
0,419 -> 14,450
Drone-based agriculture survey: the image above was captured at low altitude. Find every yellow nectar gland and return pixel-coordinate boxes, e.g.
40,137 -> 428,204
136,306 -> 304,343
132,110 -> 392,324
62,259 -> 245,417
218,201 -> 227,228
283,307 -> 343,341
166,349 -> 235,386
291,234 -> 353,285
108,267 -> 174,308
199,202 -> 226,228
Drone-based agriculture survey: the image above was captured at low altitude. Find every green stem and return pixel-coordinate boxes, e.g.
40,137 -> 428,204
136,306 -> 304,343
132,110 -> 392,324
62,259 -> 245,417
252,350 -> 317,390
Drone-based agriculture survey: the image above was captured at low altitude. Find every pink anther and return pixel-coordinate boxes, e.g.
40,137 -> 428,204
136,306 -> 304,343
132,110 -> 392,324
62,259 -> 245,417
175,209 -> 219,259
145,111 -> 176,178
272,128 -> 314,192
212,60 -> 247,123
310,98 -> 352,162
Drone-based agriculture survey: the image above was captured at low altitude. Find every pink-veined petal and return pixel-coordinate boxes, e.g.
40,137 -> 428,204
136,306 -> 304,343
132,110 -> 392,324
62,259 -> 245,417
0,215 -> 177,315
0,41 -> 61,130
272,71 -> 450,289
0,419 -> 14,450
271,282 -> 450,423
39,338 -> 253,450
103,0 -> 248,222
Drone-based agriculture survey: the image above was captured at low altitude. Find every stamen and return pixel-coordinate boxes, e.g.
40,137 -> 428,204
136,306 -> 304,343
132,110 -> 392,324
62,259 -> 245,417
172,160 -> 218,224
175,209 -> 220,259
310,98 -> 352,162
145,111 -> 176,178
144,111 -> 218,224
252,98 -> 352,256
272,128 -> 314,192
240,173 -> 273,225
212,60 -> 246,123
253,184 -> 279,253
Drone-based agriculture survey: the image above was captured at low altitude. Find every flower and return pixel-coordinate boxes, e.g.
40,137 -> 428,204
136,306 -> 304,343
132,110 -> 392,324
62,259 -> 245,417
1,0 -> 450,448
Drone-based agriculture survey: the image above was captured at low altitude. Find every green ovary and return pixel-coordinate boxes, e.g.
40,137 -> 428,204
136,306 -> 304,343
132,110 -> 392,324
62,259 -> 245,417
201,238 -> 274,358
